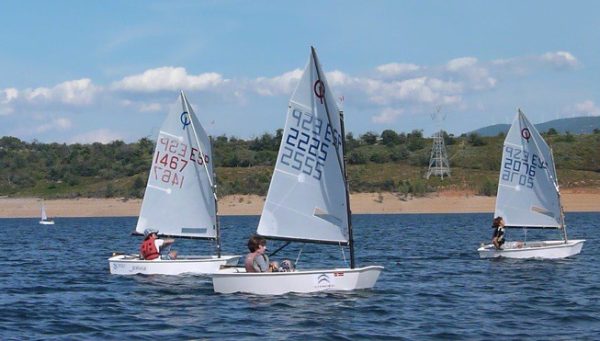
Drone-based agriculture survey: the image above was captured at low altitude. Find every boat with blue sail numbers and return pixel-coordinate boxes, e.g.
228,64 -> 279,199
478,109 -> 585,259
211,47 -> 383,294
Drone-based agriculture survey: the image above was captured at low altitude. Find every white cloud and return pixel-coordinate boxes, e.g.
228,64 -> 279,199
111,66 -> 226,92
540,51 -> 579,69
376,63 -> 421,77
34,117 -> 73,133
139,102 -> 162,112
325,70 -> 354,87
446,57 -> 478,71
446,57 -> 496,90
23,79 -> 99,105
70,129 -> 125,144
565,100 -> 600,116
253,69 -> 303,96
2,88 -> 19,104
372,107 -> 404,123
366,77 -> 462,106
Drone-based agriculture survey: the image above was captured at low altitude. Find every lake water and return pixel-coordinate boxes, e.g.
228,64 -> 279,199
1,213 -> 599,340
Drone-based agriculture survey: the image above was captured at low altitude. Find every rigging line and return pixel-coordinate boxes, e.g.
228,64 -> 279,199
340,242 -> 347,266
181,91 -> 222,255
182,91 -> 217,200
295,244 -> 305,267
268,241 -> 291,258
310,47 -> 346,185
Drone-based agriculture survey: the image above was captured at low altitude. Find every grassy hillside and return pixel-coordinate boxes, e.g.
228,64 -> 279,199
1,130 -> 599,199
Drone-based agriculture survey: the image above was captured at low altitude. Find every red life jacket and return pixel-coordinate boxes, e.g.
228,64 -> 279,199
140,237 -> 159,260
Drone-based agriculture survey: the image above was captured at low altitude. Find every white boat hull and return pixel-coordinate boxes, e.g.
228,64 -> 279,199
39,220 -> 55,225
108,254 -> 240,275
212,265 -> 383,295
477,239 -> 585,259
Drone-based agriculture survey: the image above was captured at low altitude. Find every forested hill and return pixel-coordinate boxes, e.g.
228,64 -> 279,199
472,116 -> 600,136
1,128 -> 600,199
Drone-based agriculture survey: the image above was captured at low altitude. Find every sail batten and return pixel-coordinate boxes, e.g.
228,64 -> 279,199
135,92 -> 217,239
494,110 -> 562,229
257,48 -> 348,244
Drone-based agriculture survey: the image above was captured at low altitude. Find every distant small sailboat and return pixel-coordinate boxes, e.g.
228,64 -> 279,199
108,91 -> 240,275
211,47 -> 383,295
478,109 -> 585,259
39,203 -> 55,225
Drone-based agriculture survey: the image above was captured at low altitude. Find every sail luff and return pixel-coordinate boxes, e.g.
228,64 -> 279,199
181,91 -> 217,193
310,46 -> 346,187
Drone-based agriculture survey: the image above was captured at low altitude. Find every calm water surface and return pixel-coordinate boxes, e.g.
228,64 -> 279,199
1,213 -> 599,340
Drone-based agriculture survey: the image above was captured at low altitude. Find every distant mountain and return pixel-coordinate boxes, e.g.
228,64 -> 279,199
470,116 -> 600,136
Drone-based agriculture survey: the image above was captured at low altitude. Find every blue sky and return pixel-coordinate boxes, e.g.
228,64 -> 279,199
1,1 -> 599,143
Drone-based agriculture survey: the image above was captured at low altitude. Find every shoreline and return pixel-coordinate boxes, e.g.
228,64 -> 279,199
1,189 -> 599,218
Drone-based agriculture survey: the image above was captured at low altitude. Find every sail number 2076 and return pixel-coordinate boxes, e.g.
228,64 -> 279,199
501,145 -> 547,188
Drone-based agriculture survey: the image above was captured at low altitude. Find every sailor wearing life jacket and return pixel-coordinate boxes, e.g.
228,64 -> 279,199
491,216 -> 506,250
140,228 -> 177,260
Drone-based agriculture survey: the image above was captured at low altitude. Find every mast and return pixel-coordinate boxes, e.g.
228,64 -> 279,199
310,46 -> 355,268
339,109 -> 355,268
550,147 -> 568,243
181,91 -> 222,255
212,136 -> 222,257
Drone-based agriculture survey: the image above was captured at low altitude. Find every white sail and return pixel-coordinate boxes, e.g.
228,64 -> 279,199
494,109 -> 562,228
136,91 -> 217,239
41,205 -> 48,221
257,48 -> 349,244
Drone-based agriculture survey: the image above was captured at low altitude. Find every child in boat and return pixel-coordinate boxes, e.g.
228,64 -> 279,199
140,228 -> 177,260
491,216 -> 506,249
244,235 -> 280,272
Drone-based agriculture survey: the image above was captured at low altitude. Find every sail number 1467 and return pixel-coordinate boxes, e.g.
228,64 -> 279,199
152,135 -> 210,189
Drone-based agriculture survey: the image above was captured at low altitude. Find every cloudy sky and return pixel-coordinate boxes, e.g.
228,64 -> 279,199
1,1 -> 599,143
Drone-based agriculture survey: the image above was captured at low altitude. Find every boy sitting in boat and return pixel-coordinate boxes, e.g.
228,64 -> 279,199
244,235 -> 295,272
140,228 -> 177,260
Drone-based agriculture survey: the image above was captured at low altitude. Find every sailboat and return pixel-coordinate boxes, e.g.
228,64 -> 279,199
478,109 -> 585,259
212,47 -> 383,294
39,203 -> 55,225
108,91 -> 240,275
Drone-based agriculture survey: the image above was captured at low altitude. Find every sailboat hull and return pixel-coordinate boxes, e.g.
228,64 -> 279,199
108,254 -> 240,275
211,265 -> 383,295
39,220 -> 55,225
477,239 -> 585,259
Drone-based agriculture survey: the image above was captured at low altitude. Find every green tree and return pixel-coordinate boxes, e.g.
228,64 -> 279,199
381,129 -> 400,146
360,132 -> 379,145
